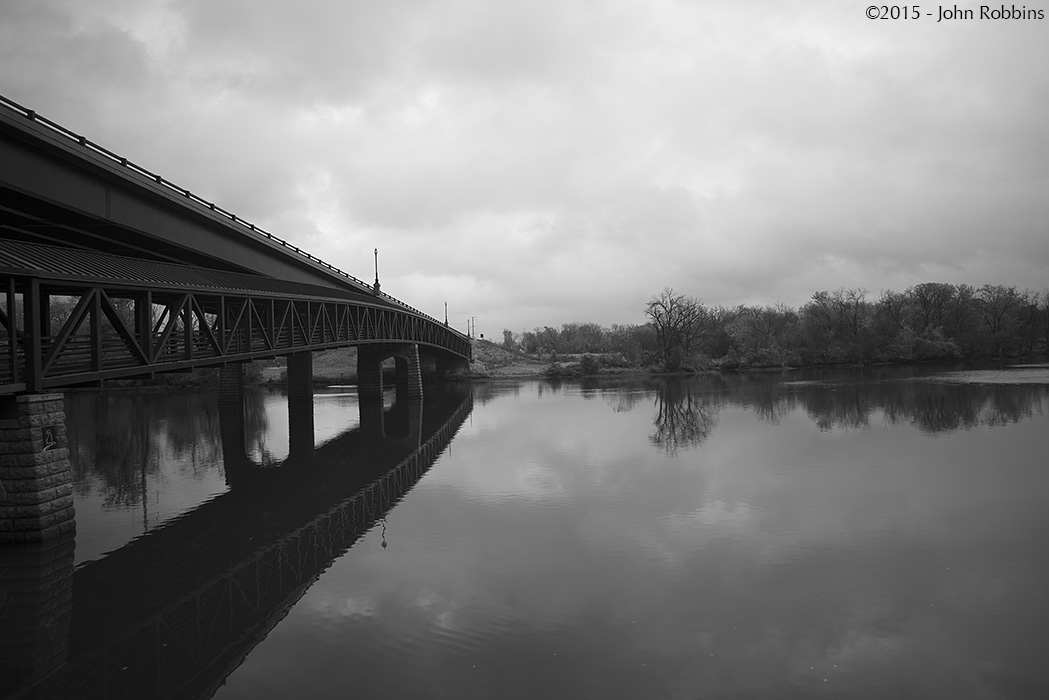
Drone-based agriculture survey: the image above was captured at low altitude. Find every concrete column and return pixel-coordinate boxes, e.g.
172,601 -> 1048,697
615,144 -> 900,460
287,352 -> 314,458
0,533 -> 75,694
0,394 -> 75,543
217,364 -> 244,405
218,400 -> 249,486
398,344 -> 424,401
217,365 -> 248,483
357,347 -> 384,400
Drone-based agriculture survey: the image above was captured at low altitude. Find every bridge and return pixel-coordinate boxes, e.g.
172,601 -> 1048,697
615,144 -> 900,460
0,385 -> 474,700
0,94 -> 472,542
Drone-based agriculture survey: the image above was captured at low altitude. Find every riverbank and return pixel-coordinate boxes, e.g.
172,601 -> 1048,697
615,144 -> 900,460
77,341 -> 1048,391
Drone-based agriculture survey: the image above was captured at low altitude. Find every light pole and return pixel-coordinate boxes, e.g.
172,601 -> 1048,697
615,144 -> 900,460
372,248 -> 380,295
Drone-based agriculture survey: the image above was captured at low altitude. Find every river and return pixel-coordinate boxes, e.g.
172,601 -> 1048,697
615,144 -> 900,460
2,365 -> 1048,699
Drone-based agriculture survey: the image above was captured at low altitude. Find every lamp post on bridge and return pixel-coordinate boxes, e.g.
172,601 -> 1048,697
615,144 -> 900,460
372,247 -> 381,296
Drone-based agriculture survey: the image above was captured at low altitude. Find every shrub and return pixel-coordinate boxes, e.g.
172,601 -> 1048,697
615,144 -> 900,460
543,362 -> 582,378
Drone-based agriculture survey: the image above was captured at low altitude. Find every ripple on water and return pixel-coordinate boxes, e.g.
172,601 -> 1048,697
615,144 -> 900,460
926,368 -> 1049,385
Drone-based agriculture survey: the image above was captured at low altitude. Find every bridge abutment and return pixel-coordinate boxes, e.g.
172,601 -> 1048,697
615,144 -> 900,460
0,394 -> 75,543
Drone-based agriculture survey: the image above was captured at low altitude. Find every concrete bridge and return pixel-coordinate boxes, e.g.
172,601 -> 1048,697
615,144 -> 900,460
0,94 -> 472,542
0,385 -> 473,700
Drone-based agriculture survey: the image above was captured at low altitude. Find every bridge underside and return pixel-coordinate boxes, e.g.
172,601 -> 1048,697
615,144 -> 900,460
0,102 -> 375,292
0,240 -> 470,395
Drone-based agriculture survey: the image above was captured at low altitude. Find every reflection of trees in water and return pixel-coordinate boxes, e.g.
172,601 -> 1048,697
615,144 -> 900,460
735,378 -> 795,425
799,380 -> 1048,434
881,383 -> 980,433
241,389 -> 275,465
802,385 -> 874,432
597,377 -> 665,413
66,390 -> 268,508
633,372 -> 1048,442
900,382 -> 1046,432
472,382 -> 517,405
650,379 -> 722,454
605,389 -> 649,414
67,394 -> 157,509
981,384 -> 1045,428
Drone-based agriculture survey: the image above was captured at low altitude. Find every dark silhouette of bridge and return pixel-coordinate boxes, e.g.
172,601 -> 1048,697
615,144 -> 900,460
0,93 -> 474,544
0,93 -> 471,396
0,385 -> 473,700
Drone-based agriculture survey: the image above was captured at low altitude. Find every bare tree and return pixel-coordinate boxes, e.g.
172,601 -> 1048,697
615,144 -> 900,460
1041,289 -> 1049,353
644,288 -> 706,370
975,284 -> 1021,355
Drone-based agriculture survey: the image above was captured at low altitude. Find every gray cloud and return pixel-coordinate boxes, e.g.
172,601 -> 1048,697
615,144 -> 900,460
2,0 -> 1046,331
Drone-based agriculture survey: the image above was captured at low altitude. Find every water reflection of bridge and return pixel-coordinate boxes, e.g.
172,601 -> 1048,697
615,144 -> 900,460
0,386 -> 472,700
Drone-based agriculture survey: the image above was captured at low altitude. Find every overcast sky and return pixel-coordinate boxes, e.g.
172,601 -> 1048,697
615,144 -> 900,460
2,0 -> 1047,336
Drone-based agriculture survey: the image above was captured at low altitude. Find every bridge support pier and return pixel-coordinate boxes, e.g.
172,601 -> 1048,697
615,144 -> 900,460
287,352 -> 314,458
0,394 -> 75,543
218,363 -> 244,404
358,344 -> 423,401
357,348 -> 384,400
217,365 -> 250,482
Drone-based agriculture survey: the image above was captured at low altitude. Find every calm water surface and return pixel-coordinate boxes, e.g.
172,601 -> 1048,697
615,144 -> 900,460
2,366 -> 1048,699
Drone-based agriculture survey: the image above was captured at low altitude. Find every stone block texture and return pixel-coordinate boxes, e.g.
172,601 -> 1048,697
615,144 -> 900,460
0,394 -> 75,543
358,344 -> 422,400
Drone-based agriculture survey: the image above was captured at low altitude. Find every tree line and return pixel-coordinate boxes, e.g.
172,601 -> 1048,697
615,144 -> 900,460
505,282 -> 1049,370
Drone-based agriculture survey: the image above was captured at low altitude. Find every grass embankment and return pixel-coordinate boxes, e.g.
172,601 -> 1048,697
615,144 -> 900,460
258,348 -> 359,385
466,340 -> 548,378
466,340 -> 653,379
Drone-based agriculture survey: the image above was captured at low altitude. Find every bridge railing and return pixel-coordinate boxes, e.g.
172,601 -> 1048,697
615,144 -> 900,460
0,274 -> 472,394
0,94 -> 457,333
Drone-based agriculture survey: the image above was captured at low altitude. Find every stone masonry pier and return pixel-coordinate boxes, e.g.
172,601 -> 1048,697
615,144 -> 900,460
0,394 -> 75,543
